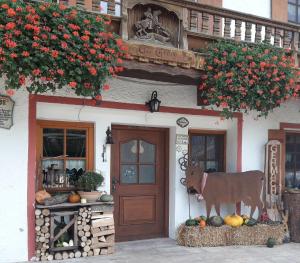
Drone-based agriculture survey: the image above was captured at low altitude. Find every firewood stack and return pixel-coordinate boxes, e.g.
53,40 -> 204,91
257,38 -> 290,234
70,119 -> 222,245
90,210 -> 115,255
34,204 -> 115,261
78,207 -> 93,257
35,209 -> 52,261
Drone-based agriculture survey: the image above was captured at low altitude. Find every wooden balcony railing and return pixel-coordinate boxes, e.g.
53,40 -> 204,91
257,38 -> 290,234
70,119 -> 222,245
30,0 -> 122,17
186,2 -> 300,51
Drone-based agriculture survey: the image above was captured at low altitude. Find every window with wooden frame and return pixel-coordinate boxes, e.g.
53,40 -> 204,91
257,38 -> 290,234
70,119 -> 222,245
288,0 -> 300,23
36,120 -> 94,193
189,130 -> 226,172
285,132 -> 300,188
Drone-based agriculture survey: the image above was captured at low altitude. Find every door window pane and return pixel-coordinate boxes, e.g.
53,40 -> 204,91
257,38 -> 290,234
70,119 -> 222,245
66,130 -> 86,157
139,165 -> 155,184
121,140 -> 138,163
121,165 -> 138,184
139,140 -> 155,163
43,128 -> 64,157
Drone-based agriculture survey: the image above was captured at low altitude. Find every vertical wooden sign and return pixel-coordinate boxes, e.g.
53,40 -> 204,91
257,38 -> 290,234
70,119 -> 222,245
265,140 -> 282,221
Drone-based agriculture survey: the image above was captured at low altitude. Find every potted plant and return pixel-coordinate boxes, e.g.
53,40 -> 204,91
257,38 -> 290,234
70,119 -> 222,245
77,171 -> 104,202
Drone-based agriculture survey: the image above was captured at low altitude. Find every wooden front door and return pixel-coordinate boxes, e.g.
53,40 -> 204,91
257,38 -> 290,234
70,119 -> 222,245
111,126 -> 168,241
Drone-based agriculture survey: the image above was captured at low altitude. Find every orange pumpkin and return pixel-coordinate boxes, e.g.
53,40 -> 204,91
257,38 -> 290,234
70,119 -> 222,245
68,192 -> 81,203
199,219 -> 206,228
35,190 -> 51,204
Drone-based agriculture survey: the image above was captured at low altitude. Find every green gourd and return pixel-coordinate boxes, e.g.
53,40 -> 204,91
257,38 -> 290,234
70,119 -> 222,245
100,194 -> 114,202
185,219 -> 199,226
267,238 -> 276,248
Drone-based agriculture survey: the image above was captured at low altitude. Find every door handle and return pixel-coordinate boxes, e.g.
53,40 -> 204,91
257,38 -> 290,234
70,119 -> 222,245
112,177 -> 119,193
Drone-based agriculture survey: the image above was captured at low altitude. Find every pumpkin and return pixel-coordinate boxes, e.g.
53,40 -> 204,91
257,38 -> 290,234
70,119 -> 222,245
35,190 -> 51,204
199,219 -> 206,228
208,216 -> 223,227
224,214 -> 244,227
68,192 -> 81,203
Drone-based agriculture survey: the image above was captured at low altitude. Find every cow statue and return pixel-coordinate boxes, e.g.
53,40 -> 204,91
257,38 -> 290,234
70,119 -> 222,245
185,165 -> 265,217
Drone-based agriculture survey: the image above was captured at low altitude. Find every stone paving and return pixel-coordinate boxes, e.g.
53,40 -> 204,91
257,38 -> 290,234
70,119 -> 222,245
20,238 -> 300,263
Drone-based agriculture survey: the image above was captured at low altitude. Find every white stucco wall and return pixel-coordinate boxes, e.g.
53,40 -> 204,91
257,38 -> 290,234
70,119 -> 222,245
0,88 -> 29,263
242,99 -> 300,172
223,0 -> 271,18
2,76 -> 299,262
36,77 -> 239,239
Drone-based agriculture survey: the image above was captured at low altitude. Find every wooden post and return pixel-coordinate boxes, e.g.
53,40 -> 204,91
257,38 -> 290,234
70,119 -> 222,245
265,26 -> 272,44
234,20 -> 242,41
107,0 -> 116,16
190,10 -> 198,31
283,30 -> 291,48
224,17 -> 231,38
201,12 -> 209,34
255,24 -> 262,43
245,22 -> 252,42
274,28 -> 282,47
213,15 -> 221,36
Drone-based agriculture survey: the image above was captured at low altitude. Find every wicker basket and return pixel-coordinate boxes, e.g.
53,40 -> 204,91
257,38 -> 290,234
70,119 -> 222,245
283,192 -> 300,243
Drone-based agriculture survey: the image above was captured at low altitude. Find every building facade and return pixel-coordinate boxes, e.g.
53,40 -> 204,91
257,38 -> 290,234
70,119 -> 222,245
0,0 -> 300,262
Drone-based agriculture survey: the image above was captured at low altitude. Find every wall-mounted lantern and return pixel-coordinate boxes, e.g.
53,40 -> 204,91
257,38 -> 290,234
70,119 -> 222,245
105,127 -> 114,145
146,91 -> 161,113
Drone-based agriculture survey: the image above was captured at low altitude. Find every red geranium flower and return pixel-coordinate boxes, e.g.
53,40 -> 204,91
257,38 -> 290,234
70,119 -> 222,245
57,69 -> 64,75
22,51 -> 30,57
7,8 -> 16,17
5,22 -> 16,30
88,67 -> 97,76
61,41 -> 68,49
32,69 -> 41,76
69,81 -> 77,88
6,89 -> 15,96
103,84 -> 110,91
51,50 -> 59,58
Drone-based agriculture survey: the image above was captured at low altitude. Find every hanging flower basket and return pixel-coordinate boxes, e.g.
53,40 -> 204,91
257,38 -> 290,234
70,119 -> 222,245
198,40 -> 300,118
0,0 -> 128,100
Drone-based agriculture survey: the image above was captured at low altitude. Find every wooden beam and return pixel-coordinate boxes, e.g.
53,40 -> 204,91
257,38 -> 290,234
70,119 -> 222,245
121,60 -> 201,85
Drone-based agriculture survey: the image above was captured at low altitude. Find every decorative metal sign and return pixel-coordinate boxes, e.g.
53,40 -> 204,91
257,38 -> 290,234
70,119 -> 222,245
176,134 -> 189,145
0,95 -> 14,129
177,117 -> 189,128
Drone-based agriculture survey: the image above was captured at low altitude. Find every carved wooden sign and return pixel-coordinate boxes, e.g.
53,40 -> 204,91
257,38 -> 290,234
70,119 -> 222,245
265,140 -> 282,208
128,4 -> 179,47
134,7 -> 171,44
0,95 -> 14,129
127,43 -> 201,68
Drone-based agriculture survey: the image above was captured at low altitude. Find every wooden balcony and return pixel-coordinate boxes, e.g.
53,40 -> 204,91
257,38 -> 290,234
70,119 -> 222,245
32,0 -> 300,50
28,0 -> 300,83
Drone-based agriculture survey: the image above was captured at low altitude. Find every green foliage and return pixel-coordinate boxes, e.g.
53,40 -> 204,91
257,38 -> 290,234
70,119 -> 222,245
0,0 -> 127,99
77,171 -> 104,191
199,40 -> 300,118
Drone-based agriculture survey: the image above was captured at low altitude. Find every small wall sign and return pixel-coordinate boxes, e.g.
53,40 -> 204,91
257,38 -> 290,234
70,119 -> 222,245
176,134 -> 189,145
176,117 -> 189,128
0,95 -> 14,129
